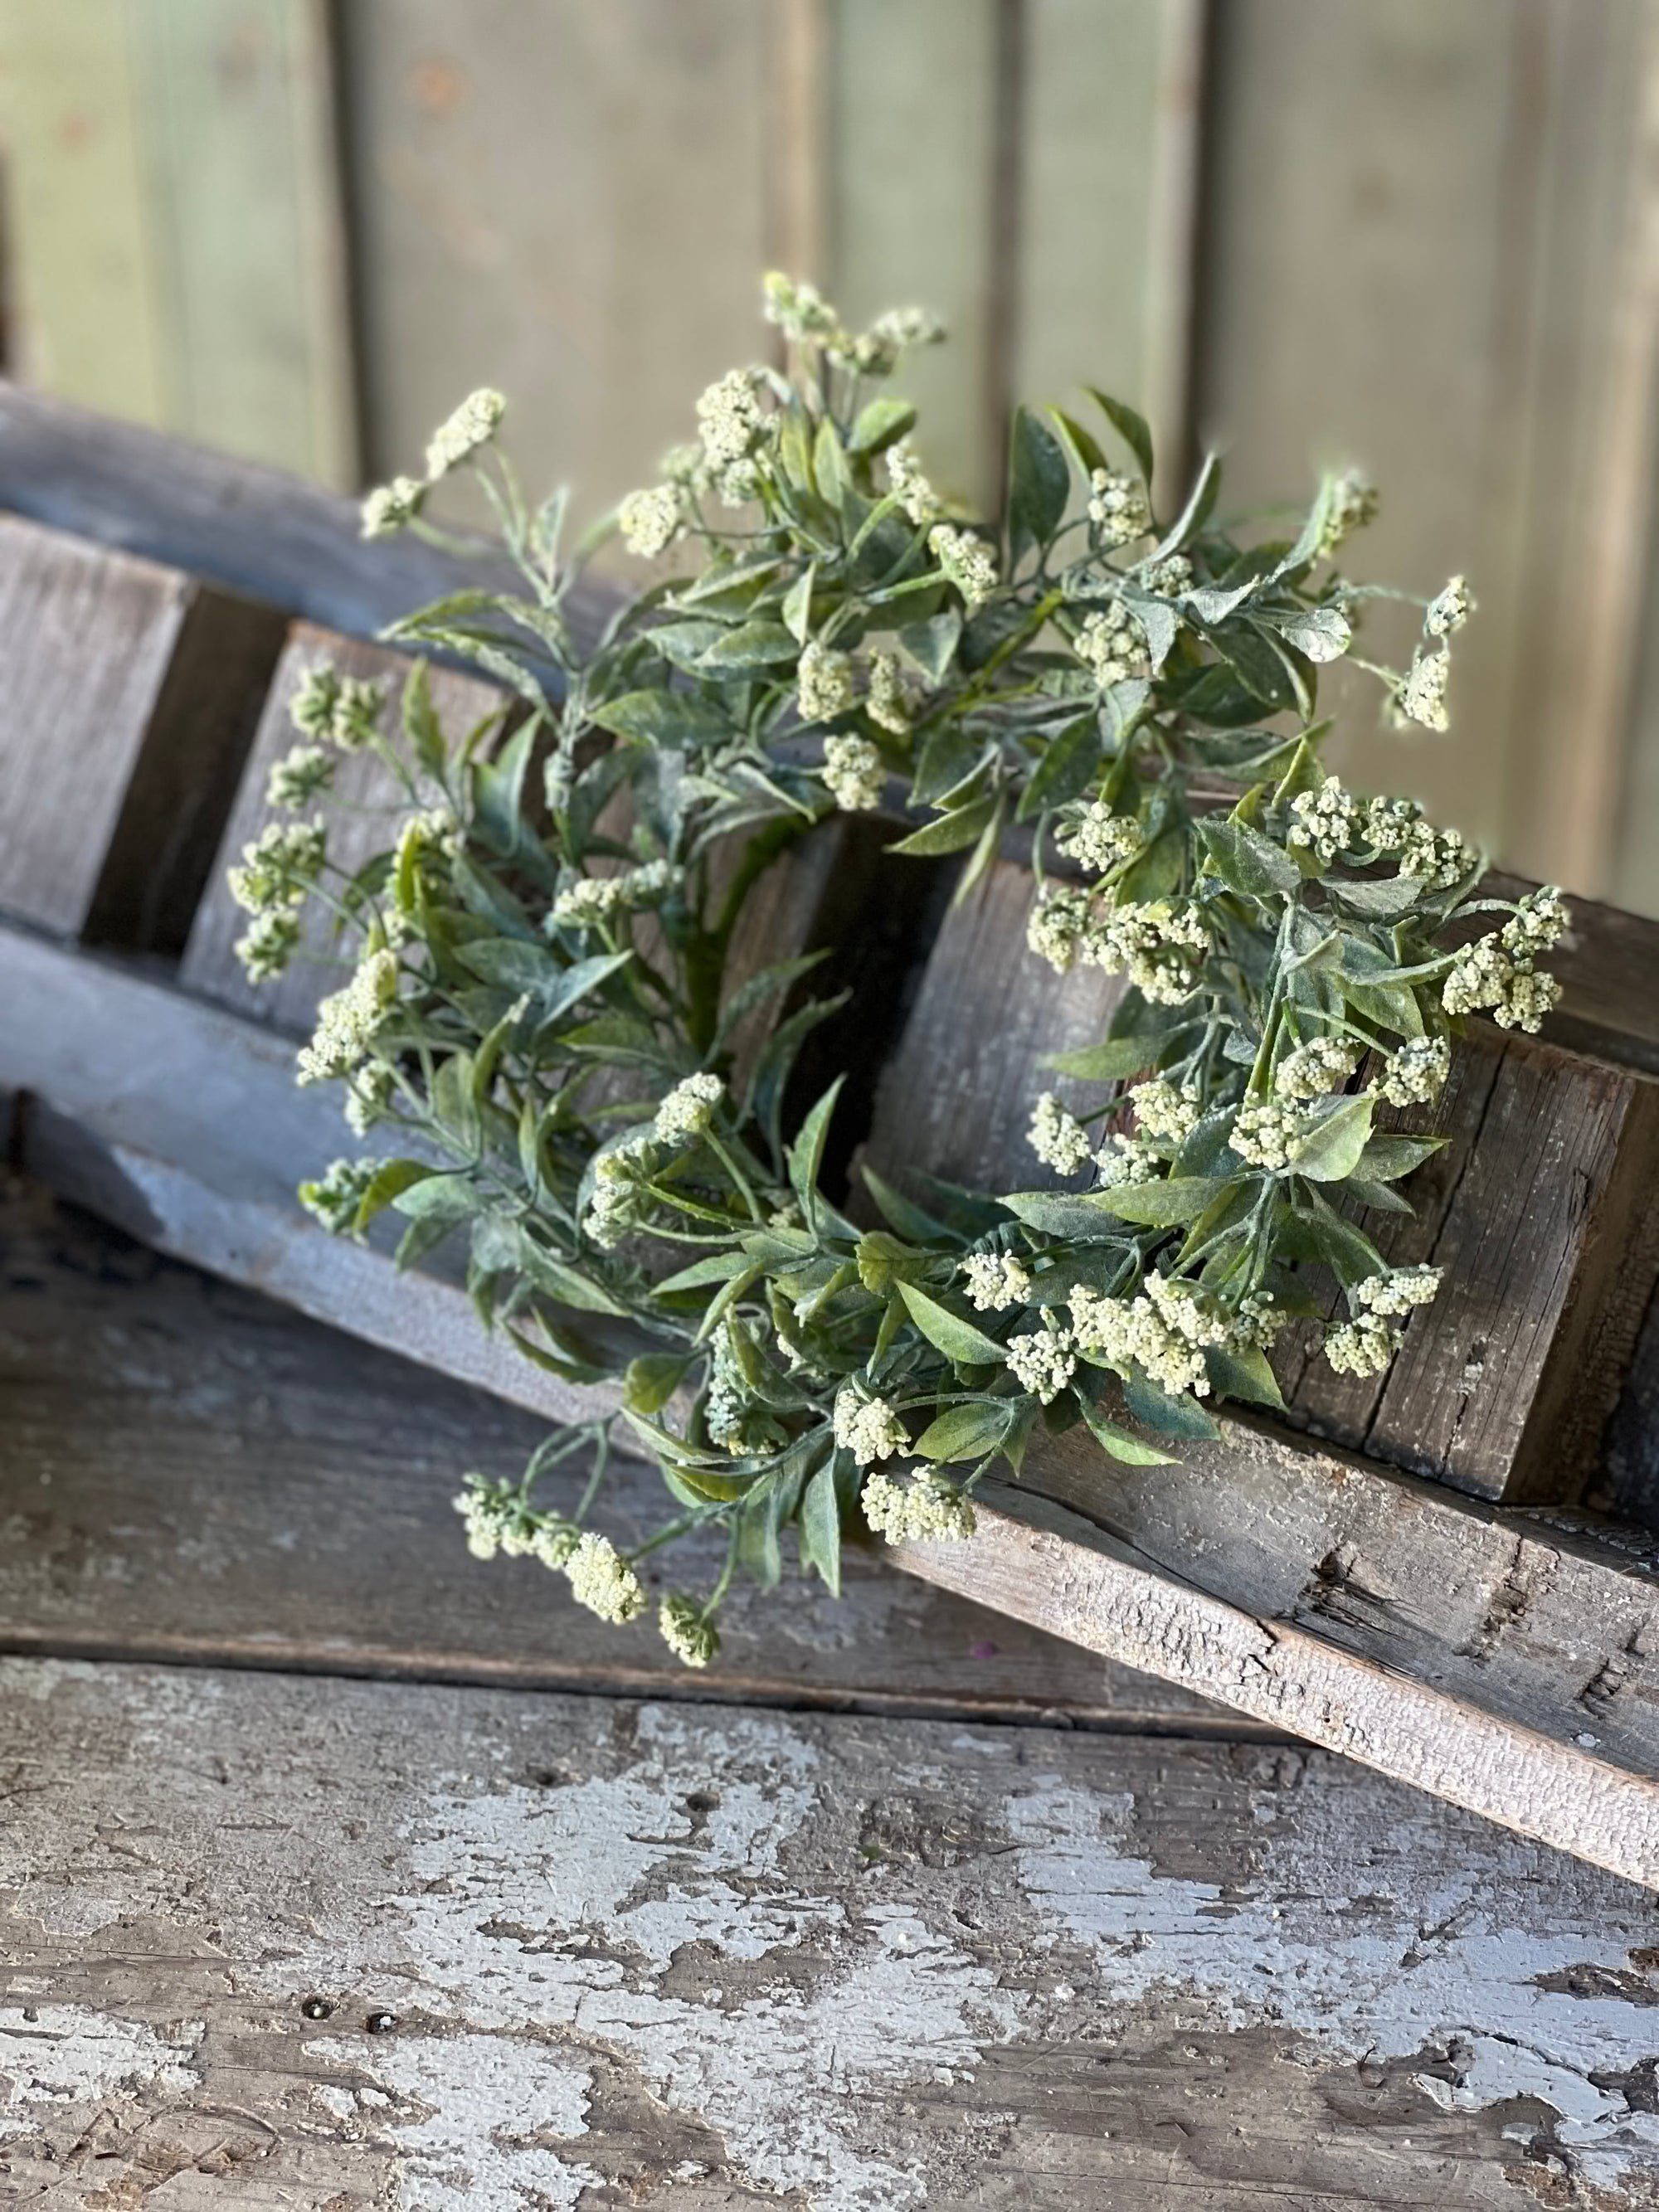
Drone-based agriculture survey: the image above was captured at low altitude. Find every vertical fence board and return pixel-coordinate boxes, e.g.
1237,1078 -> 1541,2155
131,0 -> 358,488
339,0 -> 770,531
828,0 -> 1002,511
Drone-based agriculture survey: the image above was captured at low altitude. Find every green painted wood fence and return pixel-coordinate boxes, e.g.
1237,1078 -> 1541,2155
2,0 -> 1659,914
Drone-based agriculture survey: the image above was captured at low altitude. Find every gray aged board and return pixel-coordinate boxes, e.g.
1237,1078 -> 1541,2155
3,1656 -> 1659,2210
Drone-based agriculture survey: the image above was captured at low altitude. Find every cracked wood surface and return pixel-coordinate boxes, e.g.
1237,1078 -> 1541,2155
7,921 -> 1659,1878
0,1172 -> 1240,1735
861,856 -> 1659,1505
0,513 -> 285,949
2,1656 -> 1659,2210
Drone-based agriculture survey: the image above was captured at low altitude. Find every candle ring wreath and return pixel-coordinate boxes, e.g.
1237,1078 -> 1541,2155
229,275 -> 1567,1671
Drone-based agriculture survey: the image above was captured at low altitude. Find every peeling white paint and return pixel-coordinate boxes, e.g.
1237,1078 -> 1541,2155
307,2032 -> 597,2211
0,2004 -> 201,2134
1008,1772 -> 1659,2183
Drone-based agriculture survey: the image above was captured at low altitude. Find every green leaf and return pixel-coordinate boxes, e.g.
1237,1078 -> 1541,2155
698,620 -> 800,669
1087,387 -> 1155,484
530,950 -> 637,1028
515,1233 -> 632,1315
456,936 -> 562,991
1327,873 -> 1427,921
391,1170 -> 479,1223
888,794 -> 998,855
1278,1197 -> 1388,1286
1000,1190 -> 1133,1242
781,561 -> 816,644
1017,712 -> 1100,823
352,1157 -> 436,1236
898,1281 -> 1007,1364
431,1053 -> 481,1153
1203,1342 -> 1285,1409
1196,817 -> 1300,901
898,610 -> 962,686
625,1354 -> 690,1417
1122,1371 -> 1221,1439
402,661 -> 445,777
1152,451 -> 1219,560
591,689 -> 733,748
1355,1131 -> 1446,1180
797,1457 -> 843,1596
1078,1398 -> 1177,1464
1084,1175 -> 1237,1227
654,1249 -> 752,1296
1292,1093 -> 1374,1182
1044,1034 -> 1159,1080
914,1401 -> 1014,1462
1276,604 -> 1351,664
786,1074 -> 844,1226
1008,405 -> 1071,564
849,396 -> 917,455
861,1164 -> 955,1243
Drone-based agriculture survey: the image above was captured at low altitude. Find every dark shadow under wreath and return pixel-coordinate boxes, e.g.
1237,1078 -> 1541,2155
226,275 -> 1567,1670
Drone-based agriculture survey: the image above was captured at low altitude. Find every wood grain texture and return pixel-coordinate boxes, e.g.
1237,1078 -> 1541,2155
11,924 -> 1659,1879
0,381 -> 617,649
0,513 -> 285,946
0,1171 -> 1244,1735
3,1655 -> 1659,2208
181,624 -> 508,1030
338,0 -> 771,541
862,856 -> 1659,1505
1197,0 -> 1658,897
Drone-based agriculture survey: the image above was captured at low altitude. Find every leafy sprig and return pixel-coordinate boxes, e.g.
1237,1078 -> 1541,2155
228,273 -> 1567,1669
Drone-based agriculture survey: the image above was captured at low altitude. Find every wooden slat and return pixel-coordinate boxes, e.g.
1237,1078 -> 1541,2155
8,921 -> 1659,1880
0,0 -> 356,485
862,856 -> 1659,1505
337,0 -> 772,535
129,0 -> 358,487
3,1655 -> 1657,2207
0,382 -> 605,647
0,513 -> 285,947
181,625 -> 508,1031
1198,0 -> 1659,897
0,1169 -> 1243,1734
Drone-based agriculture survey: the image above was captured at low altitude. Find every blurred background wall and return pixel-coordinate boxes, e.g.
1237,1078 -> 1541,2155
1,0 -> 1657,914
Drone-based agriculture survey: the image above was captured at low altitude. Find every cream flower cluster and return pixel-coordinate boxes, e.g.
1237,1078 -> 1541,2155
821,735 -> 886,811
654,1072 -> 724,1145
1005,1323 -> 1077,1403
1074,602 -> 1150,688
1229,1096 -> 1307,1173
297,1155 -> 379,1238
833,1388 -> 908,1467
1376,1034 -> 1451,1106
1069,1273 -> 1225,1399
928,523 -> 998,613
1399,648 -> 1451,732
228,819 -> 326,915
762,274 -> 943,377
1362,796 -> 1475,888
565,1531 -> 647,1623
552,858 -> 680,931
1057,800 -> 1142,876
1315,469 -> 1379,557
1426,575 -> 1473,638
1025,889 -> 1209,1002
861,1470 -> 976,1544
290,664 -> 387,753
1128,1078 -> 1202,1145
798,639 -> 856,722
453,1475 -> 579,1569
694,367 -> 768,502
1325,1266 -> 1442,1377
1442,890 -> 1568,1032
361,475 -> 426,539
266,743 -> 333,810
1095,1131 -> 1160,1185
1274,1037 -> 1357,1102
296,948 -> 398,1085
887,438 -> 945,525
865,649 -> 914,736
960,1251 -> 1032,1311
659,1593 -> 719,1669
582,1131 -> 657,1249
1087,468 -> 1152,546
427,386 -> 507,478
1287,775 -> 1360,866
619,484 -> 682,559
1029,1091 -> 1094,1175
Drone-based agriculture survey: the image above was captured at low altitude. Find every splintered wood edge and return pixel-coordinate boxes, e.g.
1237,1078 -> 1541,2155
893,1482 -> 1659,1890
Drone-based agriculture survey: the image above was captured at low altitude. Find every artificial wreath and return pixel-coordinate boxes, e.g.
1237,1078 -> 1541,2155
229,274 -> 1567,1670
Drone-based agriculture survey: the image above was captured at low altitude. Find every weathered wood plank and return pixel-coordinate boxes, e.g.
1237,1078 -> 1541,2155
2,1655 -> 1658,2207
862,856 -> 1659,1505
0,1170 -> 1245,1735
0,514 -> 285,947
9,921 -> 1659,1879
0,381 -> 613,648
180,624 -> 508,1030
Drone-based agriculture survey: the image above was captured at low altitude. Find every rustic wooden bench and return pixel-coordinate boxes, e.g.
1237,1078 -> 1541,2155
6,386 -> 1659,2206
